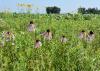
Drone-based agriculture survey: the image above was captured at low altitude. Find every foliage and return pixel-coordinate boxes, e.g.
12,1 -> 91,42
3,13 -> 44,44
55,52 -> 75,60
46,6 -> 61,14
0,13 -> 100,71
78,7 -> 86,14
78,7 -> 100,14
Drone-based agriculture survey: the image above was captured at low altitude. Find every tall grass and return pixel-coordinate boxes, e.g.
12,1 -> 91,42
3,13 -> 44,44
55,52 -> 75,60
0,13 -> 100,71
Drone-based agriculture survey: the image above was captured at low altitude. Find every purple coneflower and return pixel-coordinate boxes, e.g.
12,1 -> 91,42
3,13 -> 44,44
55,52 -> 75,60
41,29 -> 52,40
86,31 -> 95,42
79,30 -> 86,39
60,35 -> 68,43
35,40 -> 42,48
27,21 -> 36,32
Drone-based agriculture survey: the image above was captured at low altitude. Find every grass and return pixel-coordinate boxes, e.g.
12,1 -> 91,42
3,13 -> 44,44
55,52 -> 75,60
0,13 -> 100,71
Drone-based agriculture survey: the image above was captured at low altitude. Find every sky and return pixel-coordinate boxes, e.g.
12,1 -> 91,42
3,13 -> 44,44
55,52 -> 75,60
0,0 -> 100,13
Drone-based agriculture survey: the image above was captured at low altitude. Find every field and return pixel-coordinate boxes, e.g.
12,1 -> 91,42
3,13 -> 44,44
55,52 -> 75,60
0,13 -> 100,71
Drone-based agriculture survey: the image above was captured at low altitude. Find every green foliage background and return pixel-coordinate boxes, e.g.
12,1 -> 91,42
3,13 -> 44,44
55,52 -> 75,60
0,13 -> 100,71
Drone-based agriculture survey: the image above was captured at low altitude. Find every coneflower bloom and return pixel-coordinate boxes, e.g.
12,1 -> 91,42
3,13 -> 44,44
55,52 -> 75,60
79,30 -> 86,39
2,31 -> 15,45
60,35 -> 68,43
35,40 -> 42,48
5,32 -> 13,42
41,29 -> 52,40
86,31 -> 95,42
27,21 -> 36,32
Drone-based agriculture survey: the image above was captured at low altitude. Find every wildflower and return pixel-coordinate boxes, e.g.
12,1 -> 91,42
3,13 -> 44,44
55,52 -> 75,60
5,32 -> 12,42
27,21 -> 36,32
2,31 -> 15,43
35,40 -> 42,48
41,29 -> 52,40
79,30 -> 86,40
60,35 -> 68,43
86,31 -> 95,42
2,32 -> 9,42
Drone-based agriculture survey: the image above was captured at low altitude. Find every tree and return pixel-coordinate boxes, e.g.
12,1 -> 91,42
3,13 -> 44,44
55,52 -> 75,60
78,7 -> 86,14
46,6 -> 61,14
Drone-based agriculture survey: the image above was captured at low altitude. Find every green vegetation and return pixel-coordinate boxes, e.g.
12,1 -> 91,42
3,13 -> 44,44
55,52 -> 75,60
0,13 -> 100,71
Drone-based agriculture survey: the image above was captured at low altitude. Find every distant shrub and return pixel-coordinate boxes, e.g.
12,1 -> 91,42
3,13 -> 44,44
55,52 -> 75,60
46,6 -> 61,14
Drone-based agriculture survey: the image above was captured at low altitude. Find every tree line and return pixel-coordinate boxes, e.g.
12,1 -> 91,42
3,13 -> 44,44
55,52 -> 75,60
78,7 -> 100,14
46,6 -> 100,14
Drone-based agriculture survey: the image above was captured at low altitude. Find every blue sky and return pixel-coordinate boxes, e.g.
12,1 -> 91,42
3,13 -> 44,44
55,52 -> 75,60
0,0 -> 100,13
